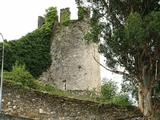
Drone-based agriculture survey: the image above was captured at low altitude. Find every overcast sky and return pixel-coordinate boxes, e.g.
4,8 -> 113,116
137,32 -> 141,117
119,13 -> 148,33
0,0 -> 122,86
0,0 -> 78,40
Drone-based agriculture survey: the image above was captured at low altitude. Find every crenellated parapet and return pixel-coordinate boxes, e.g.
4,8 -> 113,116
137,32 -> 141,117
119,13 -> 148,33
38,7 -> 91,28
38,16 -> 45,28
60,8 -> 71,23
77,7 -> 90,20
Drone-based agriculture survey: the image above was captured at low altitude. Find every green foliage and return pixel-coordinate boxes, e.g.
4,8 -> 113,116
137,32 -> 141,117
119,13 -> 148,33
43,7 -> 58,36
96,78 -> 133,107
153,74 -> 160,98
76,1 -> 160,117
77,0 -> 160,73
44,7 -> 58,23
4,62 -> 38,89
124,12 -> 145,44
60,9 -> 70,26
4,64 -> 132,107
62,20 -> 71,26
84,33 -> 91,44
84,9 -> 101,44
101,79 -> 117,100
37,84 -> 72,96
121,75 -> 139,102
77,1 -> 160,101
3,7 -> 58,78
112,94 -> 133,107
79,89 -> 99,101
78,7 -> 88,20
78,65 -> 81,69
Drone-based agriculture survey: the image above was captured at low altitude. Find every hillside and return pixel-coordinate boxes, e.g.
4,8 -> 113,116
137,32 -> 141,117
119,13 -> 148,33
2,81 -> 142,120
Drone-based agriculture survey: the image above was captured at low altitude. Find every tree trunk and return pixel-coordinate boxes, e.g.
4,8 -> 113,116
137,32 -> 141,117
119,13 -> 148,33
138,82 -> 154,119
137,64 -> 157,119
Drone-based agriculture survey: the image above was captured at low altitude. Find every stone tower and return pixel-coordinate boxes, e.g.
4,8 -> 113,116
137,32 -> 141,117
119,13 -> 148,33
38,8 -> 101,94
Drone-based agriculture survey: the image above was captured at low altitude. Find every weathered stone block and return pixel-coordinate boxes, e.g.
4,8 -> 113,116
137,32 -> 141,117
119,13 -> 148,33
38,16 -> 45,28
60,8 -> 70,24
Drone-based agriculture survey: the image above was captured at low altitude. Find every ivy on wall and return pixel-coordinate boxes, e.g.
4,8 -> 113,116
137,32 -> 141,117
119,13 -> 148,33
2,7 -> 58,78
60,8 -> 71,26
84,9 -> 101,44
78,7 -> 88,20
1,7 -> 91,78
59,7 -> 89,27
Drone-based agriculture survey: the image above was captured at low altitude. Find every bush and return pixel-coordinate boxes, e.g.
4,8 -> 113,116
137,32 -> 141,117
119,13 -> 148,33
96,78 -> 133,107
78,7 -> 88,20
4,62 -> 39,89
112,94 -> 133,107
101,79 -> 118,100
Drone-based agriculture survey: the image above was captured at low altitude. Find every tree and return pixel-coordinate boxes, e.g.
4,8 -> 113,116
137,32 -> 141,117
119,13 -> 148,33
75,0 -> 160,119
100,78 -> 133,107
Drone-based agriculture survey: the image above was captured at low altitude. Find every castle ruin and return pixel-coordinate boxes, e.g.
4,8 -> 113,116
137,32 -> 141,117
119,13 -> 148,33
38,8 -> 101,94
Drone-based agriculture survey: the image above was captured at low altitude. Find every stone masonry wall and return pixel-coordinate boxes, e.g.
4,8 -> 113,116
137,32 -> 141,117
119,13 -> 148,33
2,81 -> 143,120
38,16 -> 45,28
0,114 -> 32,120
38,8 -> 101,94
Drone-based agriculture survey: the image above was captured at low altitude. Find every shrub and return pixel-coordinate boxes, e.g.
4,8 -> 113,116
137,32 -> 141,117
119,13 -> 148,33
4,62 -> 38,89
101,79 -> 118,100
78,7 -> 88,20
112,94 -> 133,107
97,78 -> 133,107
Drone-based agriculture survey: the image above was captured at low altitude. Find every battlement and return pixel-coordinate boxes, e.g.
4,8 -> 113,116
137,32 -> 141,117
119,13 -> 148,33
38,16 -> 45,28
60,8 -> 71,23
38,7 -> 90,28
60,7 -> 90,22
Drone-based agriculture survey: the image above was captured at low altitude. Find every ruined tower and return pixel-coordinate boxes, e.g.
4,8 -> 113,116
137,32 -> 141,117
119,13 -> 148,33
38,8 -> 101,94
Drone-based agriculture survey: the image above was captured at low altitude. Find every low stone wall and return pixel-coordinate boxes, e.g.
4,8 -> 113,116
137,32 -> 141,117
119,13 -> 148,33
2,81 -> 142,120
0,113 -> 32,120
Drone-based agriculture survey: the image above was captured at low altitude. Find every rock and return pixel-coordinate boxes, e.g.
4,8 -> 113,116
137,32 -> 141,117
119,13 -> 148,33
39,108 -> 45,114
13,105 -> 16,109
7,102 -> 11,105
6,108 -> 13,113
16,95 -> 20,98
